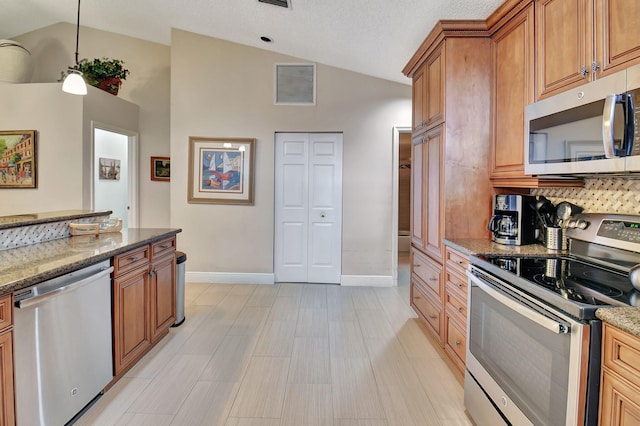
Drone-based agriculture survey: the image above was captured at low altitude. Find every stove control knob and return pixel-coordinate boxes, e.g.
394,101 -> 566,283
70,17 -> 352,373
576,219 -> 589,230
630,264 -> 640,291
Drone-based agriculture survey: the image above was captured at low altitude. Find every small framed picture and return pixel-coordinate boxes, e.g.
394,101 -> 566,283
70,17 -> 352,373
0,130 -> 37,188
99,157 -> 120,180
151,156 -> 170,181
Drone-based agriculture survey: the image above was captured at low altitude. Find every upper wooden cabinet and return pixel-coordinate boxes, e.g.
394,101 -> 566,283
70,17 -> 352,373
536,0 -> 640,100
411,46 -> 445,134
488,0 -> 584,188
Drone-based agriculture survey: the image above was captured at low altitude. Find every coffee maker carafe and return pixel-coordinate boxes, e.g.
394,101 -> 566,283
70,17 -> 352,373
488,194 -> 536,245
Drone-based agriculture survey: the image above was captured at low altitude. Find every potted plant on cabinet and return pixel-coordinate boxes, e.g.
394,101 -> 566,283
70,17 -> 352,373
61,57 -> 130,95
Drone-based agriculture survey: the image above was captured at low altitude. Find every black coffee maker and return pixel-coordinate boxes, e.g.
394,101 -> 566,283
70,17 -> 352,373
488,194 -> 537,245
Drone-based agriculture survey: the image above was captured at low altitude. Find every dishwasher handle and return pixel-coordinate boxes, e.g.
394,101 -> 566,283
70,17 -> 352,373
16,266 -> 114,309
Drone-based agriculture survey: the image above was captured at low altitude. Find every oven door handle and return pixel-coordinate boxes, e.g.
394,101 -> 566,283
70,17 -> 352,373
472,276 -> 571,334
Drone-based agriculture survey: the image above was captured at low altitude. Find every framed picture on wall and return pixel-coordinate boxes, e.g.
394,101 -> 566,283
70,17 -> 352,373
151,156 -> 170,181
99,158 -> 121,180
188,137 -> 255,204
0,130 -> 37,189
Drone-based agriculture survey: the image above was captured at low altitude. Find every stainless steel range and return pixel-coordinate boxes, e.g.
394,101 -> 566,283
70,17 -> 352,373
465,213 -> 640,426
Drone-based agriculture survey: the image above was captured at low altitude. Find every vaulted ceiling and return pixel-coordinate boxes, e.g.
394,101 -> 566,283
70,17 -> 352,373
1,0 -> 504,84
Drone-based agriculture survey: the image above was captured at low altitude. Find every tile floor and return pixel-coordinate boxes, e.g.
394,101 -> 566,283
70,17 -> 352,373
77,253 -> 471,425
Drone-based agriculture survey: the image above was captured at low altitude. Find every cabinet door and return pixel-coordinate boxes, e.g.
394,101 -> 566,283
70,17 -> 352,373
113,266 -> 151,376
150,253 -> 176,343
411,136 -> 425,249
424,46 -> 445,130
0,330 -> 14,426
600,371 -> 640,425
490,4 -> 535,180
412,68 -> 426,133
595,0 -> 640,76
535,0 -> 592,99
424,125 -> 443,262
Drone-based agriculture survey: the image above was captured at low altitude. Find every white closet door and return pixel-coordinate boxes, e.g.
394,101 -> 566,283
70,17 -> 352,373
274,133 -> 343,283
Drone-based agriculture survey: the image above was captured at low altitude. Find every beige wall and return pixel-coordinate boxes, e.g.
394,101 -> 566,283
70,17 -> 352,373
170,30 -> 412,278
15,23 -> 171,227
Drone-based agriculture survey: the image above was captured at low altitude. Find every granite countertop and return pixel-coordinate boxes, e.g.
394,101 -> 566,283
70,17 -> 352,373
444,238 -> 640,337
0,209 -> 112,230
443,238 -> 568,257
0,228 -> 181,295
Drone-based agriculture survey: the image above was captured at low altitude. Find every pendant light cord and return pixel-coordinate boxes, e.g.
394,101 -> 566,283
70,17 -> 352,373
74,0 -> 81,66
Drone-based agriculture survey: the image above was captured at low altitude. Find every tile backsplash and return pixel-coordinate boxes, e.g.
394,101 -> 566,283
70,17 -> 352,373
532,178 -> 640,215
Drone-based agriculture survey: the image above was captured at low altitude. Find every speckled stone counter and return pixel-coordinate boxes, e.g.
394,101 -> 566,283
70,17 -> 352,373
0,228 -> 181,295
596,307 -> 640,337
443,238 -> 568,257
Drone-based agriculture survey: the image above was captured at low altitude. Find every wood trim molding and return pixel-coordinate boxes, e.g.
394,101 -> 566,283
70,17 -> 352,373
490,176 -> 585,188
486,0 -> 534,35
402,20 -> 489,77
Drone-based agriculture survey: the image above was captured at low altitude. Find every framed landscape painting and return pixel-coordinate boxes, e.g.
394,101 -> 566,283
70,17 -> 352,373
188,137 -> 255,204
151,156 -> 170,181
0,130 -> 37,188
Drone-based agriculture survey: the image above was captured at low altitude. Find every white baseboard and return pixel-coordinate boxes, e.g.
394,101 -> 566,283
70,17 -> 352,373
186,272 -> 275,285
340,275 -> 394,287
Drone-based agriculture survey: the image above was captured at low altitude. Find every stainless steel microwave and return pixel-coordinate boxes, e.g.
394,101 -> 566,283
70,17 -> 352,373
525,64 -> 640,175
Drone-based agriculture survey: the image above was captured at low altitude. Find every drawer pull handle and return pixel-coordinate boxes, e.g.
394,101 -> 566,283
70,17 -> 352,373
457,306 -> 463,313
128,256 -> 137,261
159,244 -> 170,249
457,260 -> 464,265
414,264 -> 421,267
457,283 -> 463,288
415,296 -> 421,300
454,340 -> 461,347
429,277 -> 437,281
428,314 -> 437,320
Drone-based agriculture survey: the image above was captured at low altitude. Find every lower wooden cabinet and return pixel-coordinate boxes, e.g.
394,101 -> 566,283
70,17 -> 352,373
600,323 -> 640,425
411,245 -> 469,376
150,252 -> 176,343
113,264 -> 151,376
112,236 -> 176,379
0,294 -> 14,426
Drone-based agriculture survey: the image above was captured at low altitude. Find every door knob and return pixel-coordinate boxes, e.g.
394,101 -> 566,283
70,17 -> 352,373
320,212 -> 326,218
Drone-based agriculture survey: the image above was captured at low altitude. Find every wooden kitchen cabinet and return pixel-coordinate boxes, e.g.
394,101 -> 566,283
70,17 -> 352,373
112,236 -> 176,379
0,294 -> 14,426
536,0 -> 640,100
599,323 -> 640,425
443,246 -> 469,374
150,243 -> 176,343
488,1 -> 583,188
113,263 -> 151,377
411,47 -> 444,135
404,21 -> 493,370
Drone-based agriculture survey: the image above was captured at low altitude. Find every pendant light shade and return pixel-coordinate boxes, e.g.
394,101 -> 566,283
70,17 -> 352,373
62,69 -> 87,95
62,0 -> 87,95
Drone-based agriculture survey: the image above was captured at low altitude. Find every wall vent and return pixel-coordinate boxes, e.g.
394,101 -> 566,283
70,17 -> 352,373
258,0 -> 290,8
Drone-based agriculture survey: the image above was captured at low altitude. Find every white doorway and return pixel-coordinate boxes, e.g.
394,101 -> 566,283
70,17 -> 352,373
274,132 -> 343,284
392,126 -> 412,286
93,124 -> 139,229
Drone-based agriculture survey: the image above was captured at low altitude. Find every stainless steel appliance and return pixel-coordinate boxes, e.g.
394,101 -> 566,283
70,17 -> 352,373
525,64 -> 640,176
487,194 -> 537,245
465,213 -> 640,426
13,260 -> 114,426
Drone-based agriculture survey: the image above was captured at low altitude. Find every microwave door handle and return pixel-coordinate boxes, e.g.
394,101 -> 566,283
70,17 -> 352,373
603,94 -> 618,158
471,275 -> 571,334
624,93 -> 635,156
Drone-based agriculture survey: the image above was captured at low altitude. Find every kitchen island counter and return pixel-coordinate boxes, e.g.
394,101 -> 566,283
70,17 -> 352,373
597,307 -> 640,337
0,228 -> 181,295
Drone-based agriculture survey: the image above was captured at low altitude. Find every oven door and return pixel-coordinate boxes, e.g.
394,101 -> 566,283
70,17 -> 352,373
465,269 -> 589,426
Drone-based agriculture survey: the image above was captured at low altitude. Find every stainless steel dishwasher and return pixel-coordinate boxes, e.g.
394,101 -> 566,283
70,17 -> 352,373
13,259 -> 114,425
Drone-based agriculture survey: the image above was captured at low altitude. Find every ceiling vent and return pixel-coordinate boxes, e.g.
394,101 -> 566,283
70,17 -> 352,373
258,0 -> 290,8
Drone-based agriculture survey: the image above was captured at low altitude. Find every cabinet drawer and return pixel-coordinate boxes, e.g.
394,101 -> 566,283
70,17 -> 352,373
445,289 -> 467,324
114,245 -> 150,277
445,247 -> 469,275
445,269 -> 468,300
603,323 -> 640,388
151,236 -> 176,261
412,283 -> 441,335
445,313 -> 466,364
0,294 -> 12,330
412,249 -> 441,296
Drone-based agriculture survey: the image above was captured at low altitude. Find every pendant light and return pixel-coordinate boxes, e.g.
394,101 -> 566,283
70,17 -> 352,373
62,0 -> 87,95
